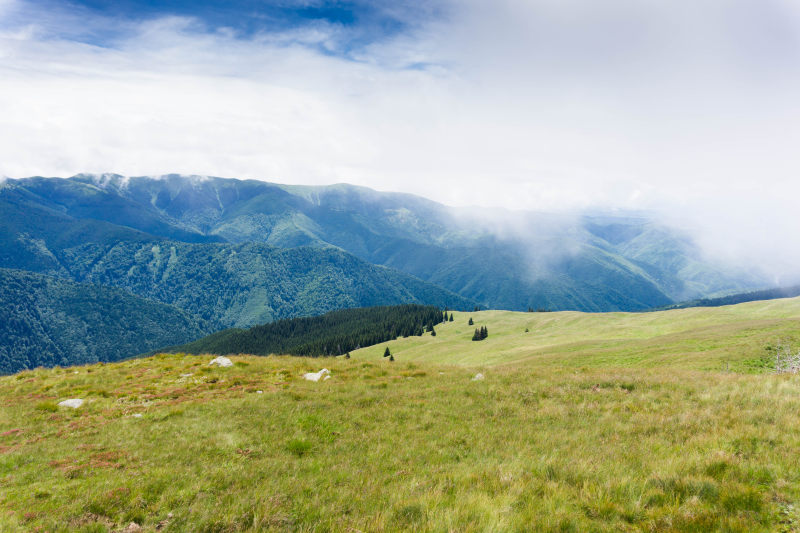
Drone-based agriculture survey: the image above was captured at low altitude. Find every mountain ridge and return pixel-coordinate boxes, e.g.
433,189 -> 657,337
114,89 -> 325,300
5,173 -> 765,312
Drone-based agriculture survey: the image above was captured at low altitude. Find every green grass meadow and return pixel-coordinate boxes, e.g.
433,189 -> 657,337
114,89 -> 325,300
3,299 -> 800,531
353,298 -> 800,370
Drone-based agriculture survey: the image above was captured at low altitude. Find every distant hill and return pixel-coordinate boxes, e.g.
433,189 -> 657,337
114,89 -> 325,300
0,268 -> 204,374
651,285 -> 800,311
2,174 -> 765,312
168,304 -> 446,357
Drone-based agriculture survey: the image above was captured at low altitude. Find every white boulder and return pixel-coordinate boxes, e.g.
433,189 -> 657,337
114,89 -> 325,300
208,356 -> 233,368
471,373 -> 485,381
303,369 -> 331,382
58,398 -> 84,408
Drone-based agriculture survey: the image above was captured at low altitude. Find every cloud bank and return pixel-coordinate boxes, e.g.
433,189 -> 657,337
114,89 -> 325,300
1,0 -> 799,282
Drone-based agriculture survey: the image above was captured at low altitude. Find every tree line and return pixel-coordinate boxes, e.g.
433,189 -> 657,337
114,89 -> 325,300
170,304 -> 448,357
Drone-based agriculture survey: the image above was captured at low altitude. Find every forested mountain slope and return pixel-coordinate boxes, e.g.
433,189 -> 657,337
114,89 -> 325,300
0,178 -> 474,372
0,268 -> 204,373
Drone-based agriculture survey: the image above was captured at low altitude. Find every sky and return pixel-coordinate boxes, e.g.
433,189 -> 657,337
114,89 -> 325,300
1,0 -> 800,281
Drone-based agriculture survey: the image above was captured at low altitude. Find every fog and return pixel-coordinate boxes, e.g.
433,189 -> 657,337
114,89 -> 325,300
1,0 -> 799,283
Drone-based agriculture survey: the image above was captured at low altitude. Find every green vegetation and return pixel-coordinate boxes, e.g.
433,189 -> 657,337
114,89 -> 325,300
168,305 -> 445,357
0,268 -> 204,374
472,325 -> 488,341
3,338 -> 800,531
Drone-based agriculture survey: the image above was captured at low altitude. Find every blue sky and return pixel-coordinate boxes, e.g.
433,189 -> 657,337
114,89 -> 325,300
16,0 -> 442,56
1,0 -> 800,277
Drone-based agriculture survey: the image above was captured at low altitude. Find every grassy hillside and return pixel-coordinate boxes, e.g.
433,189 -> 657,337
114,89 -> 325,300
3,350 -> 800,531
351,297 -> 800,370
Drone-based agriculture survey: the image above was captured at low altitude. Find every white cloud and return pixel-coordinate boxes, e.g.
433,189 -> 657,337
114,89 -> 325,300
1,0 -> 800,281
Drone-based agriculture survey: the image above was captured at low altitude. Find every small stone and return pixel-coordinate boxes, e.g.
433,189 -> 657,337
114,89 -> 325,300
471,373 -> 485,381
208,356 -> 233,368
132,413 -> 143,418
303,369 -> 330,382
256,390 -> 263,394
123,522 -> 142,532
58,398 -> 84,408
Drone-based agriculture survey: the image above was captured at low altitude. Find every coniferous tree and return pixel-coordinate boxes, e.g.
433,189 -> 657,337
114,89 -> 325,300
389,354 -> 394,362
468,317 -> 474,325
384,347 -> 391,358
472,328 -> 480,341
431,326 -> 436,337
481,326 -> 488,340
449,314 -> 454,322
345,352 -> 351,359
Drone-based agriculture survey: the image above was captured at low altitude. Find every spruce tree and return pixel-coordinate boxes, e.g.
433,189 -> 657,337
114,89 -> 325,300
384,347 -> 391,358
468,317 -> 474,325
389,354 -> 394,362
431,326 -> 436,337
481,326 -> 488,340
345,352 -> 351,359
472,328 -> 480,341
449,314 -> 454,322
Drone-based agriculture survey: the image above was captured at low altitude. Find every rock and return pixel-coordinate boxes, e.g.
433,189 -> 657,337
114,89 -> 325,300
123,523 -> 142,532
471,373 -> 485,381
303,369 -> 330,382
208,356 -> 233,368
132,413 -> 143,418
256,390 -> 263,394
58,398 -> 84,408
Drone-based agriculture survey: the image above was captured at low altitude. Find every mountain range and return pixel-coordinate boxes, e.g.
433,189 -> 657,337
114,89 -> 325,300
0,173 -> 765,372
